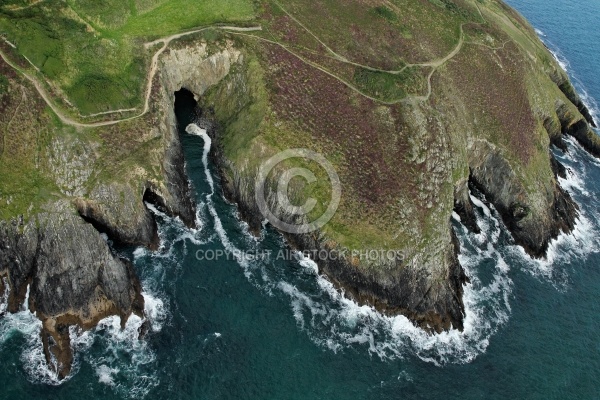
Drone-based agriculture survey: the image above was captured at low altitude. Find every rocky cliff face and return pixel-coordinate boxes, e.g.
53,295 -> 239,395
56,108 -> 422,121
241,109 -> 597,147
184,1 -> 597,332
1,0 -> 599,376
75,183 -> 160,250
0,40 -> 203,379
0,201 -> 144,379
467,139 -> 578,257
0,33 -> 244,378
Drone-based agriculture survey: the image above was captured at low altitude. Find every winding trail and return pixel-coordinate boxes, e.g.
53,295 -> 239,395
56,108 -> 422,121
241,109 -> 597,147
2,0 -> 45,12
0,4 -> 488,126
269,0 -> 474,104
0,26 -> 262,128
235,26 -> 466,104
78,108 -> 139,119
273,0 -> 466,75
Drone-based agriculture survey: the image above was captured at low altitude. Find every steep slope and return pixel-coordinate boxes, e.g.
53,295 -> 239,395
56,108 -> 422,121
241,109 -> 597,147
0,0 -> 598,376
190,0 -> 592,331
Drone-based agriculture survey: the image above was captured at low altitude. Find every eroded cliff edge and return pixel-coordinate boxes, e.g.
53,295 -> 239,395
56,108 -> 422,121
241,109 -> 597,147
1,0 -> 599,377
0,201 -> 145,379
168,0 -> 596,333
0,37 -> 199,377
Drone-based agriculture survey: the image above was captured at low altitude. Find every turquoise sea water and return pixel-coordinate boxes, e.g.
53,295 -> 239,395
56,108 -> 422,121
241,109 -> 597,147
1,1 -> 600,398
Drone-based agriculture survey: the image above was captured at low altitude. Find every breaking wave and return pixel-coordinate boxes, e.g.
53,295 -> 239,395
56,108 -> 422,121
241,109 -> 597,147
2,97 -> 598,395
0,284 -> 167,397
538,32 -> 600,125
180,125 -> 514,366
181,121 -> 600,367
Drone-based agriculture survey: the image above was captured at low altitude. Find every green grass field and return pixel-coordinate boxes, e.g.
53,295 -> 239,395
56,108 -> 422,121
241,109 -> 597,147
118,0 -> 256,36
0,0 -> 256,114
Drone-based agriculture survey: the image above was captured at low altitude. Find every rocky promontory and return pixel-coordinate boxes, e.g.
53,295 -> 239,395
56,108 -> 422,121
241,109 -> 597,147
0,201 -> 144,379
1,0 -> 599,375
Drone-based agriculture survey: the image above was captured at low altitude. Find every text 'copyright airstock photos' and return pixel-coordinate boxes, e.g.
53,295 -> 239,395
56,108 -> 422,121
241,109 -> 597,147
196,148 -> 405,264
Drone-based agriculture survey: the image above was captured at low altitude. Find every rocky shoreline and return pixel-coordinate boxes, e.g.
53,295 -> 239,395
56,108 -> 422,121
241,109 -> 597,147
179,31 -> 599,333
0,202 -> 146,379
2,9 -> 600,376
0,58 -> 199,378
206,102 -> 586,333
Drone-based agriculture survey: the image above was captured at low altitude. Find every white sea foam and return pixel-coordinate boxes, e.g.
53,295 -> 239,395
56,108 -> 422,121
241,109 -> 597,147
540,35 -> 570,73
186,123 -> 251,273
80,35 -> 600,389
185,124 -> 214,193
576,84 -> 600,125
4,103 -> 592,392
96,365 -> 119,386
145,202 -> 208,249
509,210 -> 598,283
80,291 -> 166,398
277,213 -> 514,366
536,31 -> 599,125
559,167 -> 589,197
0,277 -> 9,316
397,370 -> 414,382
143,292 -> 167,333
506,139 -> 600,280
0,125 -> 243,394
0,310 -> 64,385
452,211 -> 461,222
176,130 -> 516,366
550,47 -> 570,72
22,284 -> 30,311
470,195 -> 490,217
0,287 -> 167,396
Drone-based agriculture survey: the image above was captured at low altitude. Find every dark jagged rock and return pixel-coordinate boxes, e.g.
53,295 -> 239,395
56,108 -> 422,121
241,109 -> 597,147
468,140 -> 578,258
550,151 -> 567,179
555,102 -> 600,157
222,177 -> 469,332
557,81 -> 597,128
288,229 -> 468,333
3,1 -> 598,361
565,120 -> 600,158
454,179 -> 481,234
0,35 -> 204,379
161,131 -> 197,227
74,184 -> 159,250
544,116 -> 568,152
211,118 -> 468,333
550,69 -> 597,128
0,201 -> 144,379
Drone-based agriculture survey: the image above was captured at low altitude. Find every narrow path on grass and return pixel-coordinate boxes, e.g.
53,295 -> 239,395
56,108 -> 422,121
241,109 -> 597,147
230,31 -> 394,104
0,2 -> 496,126
273,0 -> 466,74
0,25 -> 262,128
2,0 -> 45,12
268,0 -> 483,104
232,24 -> 466,105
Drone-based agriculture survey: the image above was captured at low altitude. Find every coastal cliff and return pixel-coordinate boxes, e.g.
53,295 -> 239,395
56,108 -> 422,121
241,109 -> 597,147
0,201 -> 144,379
0,0 -> 599,375
0,36 -> 198,377
179,0 -> 595,332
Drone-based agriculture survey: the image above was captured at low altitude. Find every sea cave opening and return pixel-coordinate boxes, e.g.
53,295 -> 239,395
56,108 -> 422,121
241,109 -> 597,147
174,88 -> 199,132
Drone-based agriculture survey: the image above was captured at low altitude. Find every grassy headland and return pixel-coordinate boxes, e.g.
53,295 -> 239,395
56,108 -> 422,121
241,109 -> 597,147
0,0 -> 589,260
0,0 -> 255,114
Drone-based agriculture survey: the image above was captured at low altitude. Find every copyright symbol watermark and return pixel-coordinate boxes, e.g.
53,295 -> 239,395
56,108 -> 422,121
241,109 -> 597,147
255,148 -> 341,234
